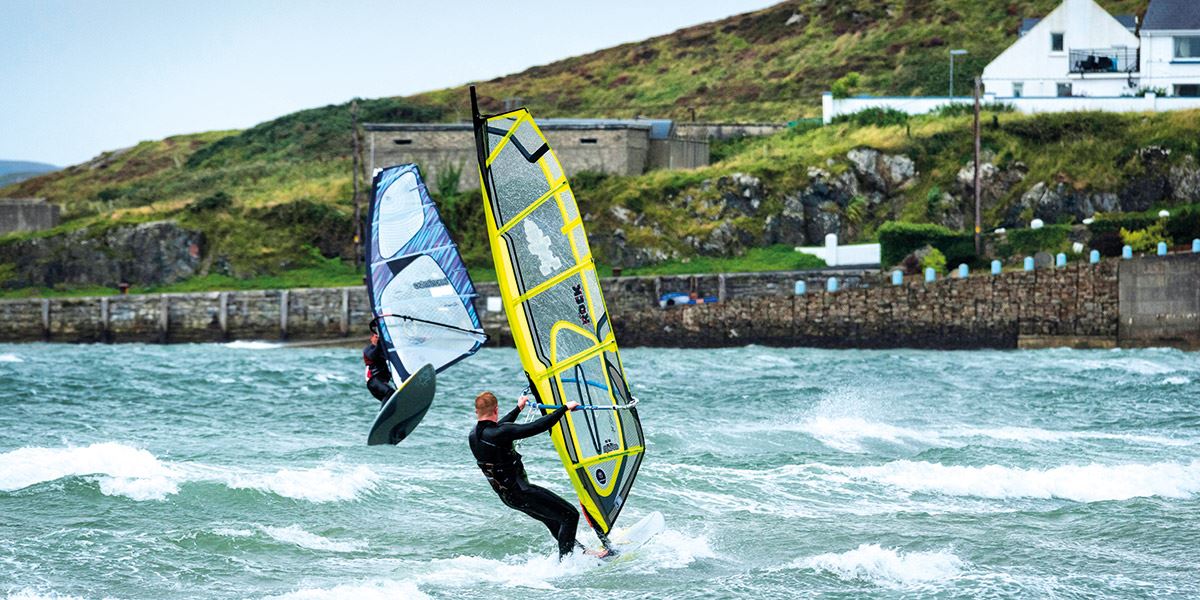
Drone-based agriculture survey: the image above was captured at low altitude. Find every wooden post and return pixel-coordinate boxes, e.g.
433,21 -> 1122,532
159,295 -> 169,344
653,277 -> 662,307
718,274 -> 727,303
973,76 -> 982,256
340,288 -> 350,337
280,290 -> 289,340
219,292 -> 229,340
100,297 -> 110,342
41,299 -> 50,340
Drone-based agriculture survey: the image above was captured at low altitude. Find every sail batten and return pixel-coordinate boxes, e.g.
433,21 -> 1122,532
472,90 -> 645,536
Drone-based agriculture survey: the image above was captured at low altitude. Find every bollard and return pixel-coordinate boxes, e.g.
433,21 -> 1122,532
1024,256 -> 1035,271
826,277 -> 838,292
891,270 -> 903,285
794,280 -> 806,295
991,260 -> 1001,275
1122,245 -> 1133,259
924,267 -> 936,282
1055,253 -> 1066,267
1193,239 -> 1200,253
1090,249 -> 1100,264
958,263 -> 969,278
1157,241 -> 1167,256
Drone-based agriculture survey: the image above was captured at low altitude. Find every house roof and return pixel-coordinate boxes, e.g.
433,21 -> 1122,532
1018,13 -> 1137,36
1142,0 -> 1200,31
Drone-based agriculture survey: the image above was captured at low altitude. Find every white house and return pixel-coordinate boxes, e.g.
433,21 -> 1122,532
981,0 -> 1141,97
1138,0 -> 1200,96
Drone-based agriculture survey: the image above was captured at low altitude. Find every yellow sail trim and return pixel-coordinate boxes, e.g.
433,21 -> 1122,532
512,261 -> 591,305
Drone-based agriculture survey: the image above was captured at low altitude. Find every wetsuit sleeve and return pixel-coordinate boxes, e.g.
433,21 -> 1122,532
498,405 -> 522,424
490,406 -> 568,443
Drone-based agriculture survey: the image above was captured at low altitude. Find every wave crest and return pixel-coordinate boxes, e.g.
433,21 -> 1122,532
799,543 -> 964,587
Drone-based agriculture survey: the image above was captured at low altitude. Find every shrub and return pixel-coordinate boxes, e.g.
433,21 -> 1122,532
920,247 -> 947,274
1088,212 -> 1158,235
1121,222 -> 1171,253
933,103 -> 1016,117
1164,206 -> 1200,242
833,107 -> 909,128
186,191 -> 232,214
830,72 -> 861,98
878,221 -> 976,267
1002,224 -> 1070,257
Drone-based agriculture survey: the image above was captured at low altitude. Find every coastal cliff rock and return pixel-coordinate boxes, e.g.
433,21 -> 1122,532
0,220 -> 203,289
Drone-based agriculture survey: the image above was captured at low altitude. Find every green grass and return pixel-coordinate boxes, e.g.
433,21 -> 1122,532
614,245 -> 826,276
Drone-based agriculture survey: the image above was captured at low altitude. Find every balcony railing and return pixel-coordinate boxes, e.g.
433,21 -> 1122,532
1069,48 -> 1139,74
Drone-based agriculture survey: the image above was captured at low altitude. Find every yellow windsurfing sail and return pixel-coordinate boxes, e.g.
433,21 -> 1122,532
470,88 -> 644,536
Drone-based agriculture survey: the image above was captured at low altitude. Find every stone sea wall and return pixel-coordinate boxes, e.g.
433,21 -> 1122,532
0,255 -> 1194,349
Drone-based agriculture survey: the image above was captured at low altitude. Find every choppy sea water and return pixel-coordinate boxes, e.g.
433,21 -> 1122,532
1,342 -> 1198,599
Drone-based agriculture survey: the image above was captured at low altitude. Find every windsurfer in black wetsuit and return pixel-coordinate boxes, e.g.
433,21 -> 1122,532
469,391 -> 605,559
363,320 -> 395,403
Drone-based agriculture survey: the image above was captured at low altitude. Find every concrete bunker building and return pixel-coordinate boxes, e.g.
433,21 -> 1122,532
365,118 -> 708,191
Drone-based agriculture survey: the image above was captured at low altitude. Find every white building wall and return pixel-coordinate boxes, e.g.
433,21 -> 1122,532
981,0 -> 1139,97
1141,33 -> 1200,94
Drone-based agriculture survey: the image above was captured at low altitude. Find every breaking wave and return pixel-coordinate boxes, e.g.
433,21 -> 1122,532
0,443 -> 377,503
265,581 -> 429,600
842,460 -> 1200,502
0,353 -> 24,363
798,544 -> 964,587
223,341 -> 282,350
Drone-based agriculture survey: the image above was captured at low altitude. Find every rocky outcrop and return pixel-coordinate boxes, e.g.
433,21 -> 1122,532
0,220 -> 203,289
1170,155 -> 1200,203
1007,182 -> 1120,226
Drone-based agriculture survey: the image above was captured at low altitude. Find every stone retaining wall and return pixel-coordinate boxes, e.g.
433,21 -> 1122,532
4,256 -> 1192,350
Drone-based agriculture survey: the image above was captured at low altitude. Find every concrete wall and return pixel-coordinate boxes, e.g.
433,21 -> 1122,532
1119,252 -> 1200,349
647,136 -> 709,170
367,125 -> 653,192
0,198 -> 60,235
822,92 -> 1200,124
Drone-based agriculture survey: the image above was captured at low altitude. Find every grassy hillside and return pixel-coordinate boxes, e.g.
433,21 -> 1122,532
2,0 -> 1190,297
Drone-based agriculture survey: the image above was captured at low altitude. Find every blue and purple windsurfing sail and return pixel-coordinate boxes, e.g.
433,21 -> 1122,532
367,164 -> 486,381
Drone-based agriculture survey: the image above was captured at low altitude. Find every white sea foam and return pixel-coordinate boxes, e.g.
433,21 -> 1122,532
223,340 -> 282,350
798,544 -> 964,587
259,525 -> 366,553
633,529 -> 716,570
1162,376 -> 1191,385
0,443 -> 377,503
222,465 -> 379,502
5,590 -> 90,600
843,460 -> 1200,502
265,580 -> 429,600
0,442 -> 180,501
0,353 -> 23,363
799,416 -> 947,452
1075,358 -> 1176,375
313,372 -> 347,383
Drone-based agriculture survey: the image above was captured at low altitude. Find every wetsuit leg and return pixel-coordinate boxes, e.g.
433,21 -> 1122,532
367,377 -> 395,402
501,483 -> 580,557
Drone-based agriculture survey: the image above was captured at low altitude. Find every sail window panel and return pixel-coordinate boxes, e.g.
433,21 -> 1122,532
525,278 -> 598,364
558,357 -> 621,460
514,121 -> 546,158
486,116 -> 517,150
559,189 -> 579,222
570,226 -> 591,262
552,324 -> 601,371
503,200 -> 574,291
376,171 -> 427,258
490,141 -> 551,225
378,255 -> 481,376
545,152 -> 564,182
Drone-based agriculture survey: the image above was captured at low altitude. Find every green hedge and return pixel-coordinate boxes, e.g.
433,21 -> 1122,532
1088,206 -> 1200,245
1088,213 -> 1158,235
1000,224 -> 1071,257
878,221 -> 976,267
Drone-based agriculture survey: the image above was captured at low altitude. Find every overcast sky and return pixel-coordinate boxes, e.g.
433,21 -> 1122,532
0,0 -> 780,167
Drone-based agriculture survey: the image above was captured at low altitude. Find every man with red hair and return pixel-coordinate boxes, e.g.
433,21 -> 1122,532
469,391 -> 593,558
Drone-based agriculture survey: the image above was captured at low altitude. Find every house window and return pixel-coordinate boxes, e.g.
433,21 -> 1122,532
579,138 -> 598,144
1051,32 -> 1064,52
1176,84 -> 1200,97
392,139 -> 413,145
1057,82 -> 1072,97
1013,82 -> 1024,97
1175,36 -> 1200,59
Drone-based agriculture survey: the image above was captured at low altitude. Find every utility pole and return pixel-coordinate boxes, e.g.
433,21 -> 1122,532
973,76 -> 982,256
351,99 -> 362,271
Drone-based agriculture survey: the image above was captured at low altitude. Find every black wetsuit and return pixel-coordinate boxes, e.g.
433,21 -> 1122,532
469,405 -> 579,557
362,341 -> 395,402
